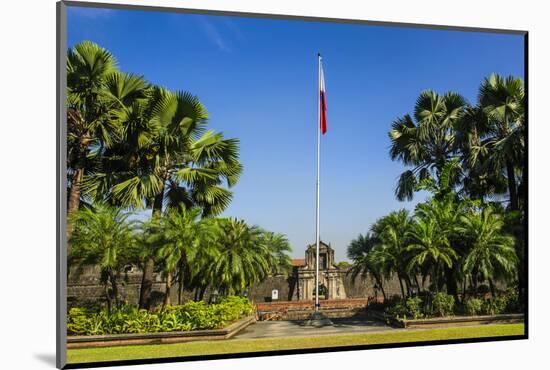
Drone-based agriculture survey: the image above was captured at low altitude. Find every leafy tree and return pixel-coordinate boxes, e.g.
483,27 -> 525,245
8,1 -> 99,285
477,74 -> 525,211
407,217 -> 458,293
85,86 -> 243,309
211,219 -> 271,295
260,231 -> 293,276
69,203 -> 137,310
347,233 -> 376,260
372,210 -> 415,297
152,207 -> 219,307
389,90 -> 467,201
457,207 -> 518,296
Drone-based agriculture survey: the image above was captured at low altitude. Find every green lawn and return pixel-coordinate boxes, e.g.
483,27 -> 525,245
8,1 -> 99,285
67,323 -> 524,364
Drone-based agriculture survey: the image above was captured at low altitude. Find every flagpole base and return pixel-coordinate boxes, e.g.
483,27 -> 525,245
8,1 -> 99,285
303,310 -> 333,328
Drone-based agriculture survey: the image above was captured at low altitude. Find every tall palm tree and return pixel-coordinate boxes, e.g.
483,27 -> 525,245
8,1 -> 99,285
457,208 -> 518,296
66,41 -> 121,215
389,91 -> 467,201
476,74 -> 525,211
212,219 -> 271,295
89,87 -> 243,309
152,207 -> 218,307
69,203 -> 137,311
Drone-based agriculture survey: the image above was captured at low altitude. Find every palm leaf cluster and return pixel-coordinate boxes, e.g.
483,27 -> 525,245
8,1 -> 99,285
390,75 -> 525,209
70,205 -> 293,310
349,197 -> 517,301
66,41 -> 245,308
387,73 -> 525,301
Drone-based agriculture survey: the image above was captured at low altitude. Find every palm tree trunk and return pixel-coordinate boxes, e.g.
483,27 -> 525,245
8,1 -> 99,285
445,267 -> 458,299
67,167 -> 84,257
398,276 -> 406,299
413,275 -> 421,295
506,159 -> 518,211
139,177 -> 166,310
110,272 -> 119,308
488,278 -> 496,298
104,284 -> 112,313
163,272 -> 172,308
68,167 -> 84,214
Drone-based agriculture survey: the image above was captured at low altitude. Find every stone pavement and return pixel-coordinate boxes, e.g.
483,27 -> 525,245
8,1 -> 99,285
233,318 -> 396,339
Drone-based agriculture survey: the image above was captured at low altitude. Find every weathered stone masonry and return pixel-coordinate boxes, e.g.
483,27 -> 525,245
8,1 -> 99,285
67,241 -> 406,308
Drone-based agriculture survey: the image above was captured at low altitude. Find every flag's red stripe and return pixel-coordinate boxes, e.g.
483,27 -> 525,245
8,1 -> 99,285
320,91 -> 327,134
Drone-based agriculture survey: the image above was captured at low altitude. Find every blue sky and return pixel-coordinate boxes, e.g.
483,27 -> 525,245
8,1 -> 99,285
67,6 -> 525,260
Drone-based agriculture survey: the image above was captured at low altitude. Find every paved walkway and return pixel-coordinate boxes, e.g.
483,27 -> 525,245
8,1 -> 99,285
233,318 -> 396,339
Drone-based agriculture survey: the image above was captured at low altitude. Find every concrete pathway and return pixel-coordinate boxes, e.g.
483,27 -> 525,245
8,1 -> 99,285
233,318 -> 396,340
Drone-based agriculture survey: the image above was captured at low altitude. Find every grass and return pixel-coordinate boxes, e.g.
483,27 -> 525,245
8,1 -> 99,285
67,323 -> 524,364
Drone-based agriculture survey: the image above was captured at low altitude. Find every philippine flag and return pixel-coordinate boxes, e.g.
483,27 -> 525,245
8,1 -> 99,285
319,57 -> 327,135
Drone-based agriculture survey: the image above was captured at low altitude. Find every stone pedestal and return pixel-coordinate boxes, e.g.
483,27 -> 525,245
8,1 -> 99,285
303,310 -> 333,327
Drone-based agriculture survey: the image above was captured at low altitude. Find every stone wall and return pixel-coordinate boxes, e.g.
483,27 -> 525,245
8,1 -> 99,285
67,265 -> 408,308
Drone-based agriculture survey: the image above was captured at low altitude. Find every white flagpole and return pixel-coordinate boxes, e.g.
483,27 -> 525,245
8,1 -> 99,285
315,53 -> 321,312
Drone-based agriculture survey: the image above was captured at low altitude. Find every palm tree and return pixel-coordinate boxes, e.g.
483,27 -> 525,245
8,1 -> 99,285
457,208 -> 518,297
347,233 -> 376,261
389,91 -> 467,201
88,87 -> 243,309
211,219 -> 271,295
69,203 -> 137,311
349,252 -> 388,300
372,210 -> 415,297
261,231 -> 293,276
66,41 -> 121,215
476,74 -> 525,211
152,207 -> 218,307
407,218 -> 458,293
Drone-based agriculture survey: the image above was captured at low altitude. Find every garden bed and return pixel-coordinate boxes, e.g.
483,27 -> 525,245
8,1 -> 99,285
366,310 -> 523,329
67,315 -> 256,349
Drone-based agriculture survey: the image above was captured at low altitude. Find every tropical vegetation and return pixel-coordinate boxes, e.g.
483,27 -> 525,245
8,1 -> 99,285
66,41 -> 293,321
349,72 -> 525,313
67,296 -> 254,335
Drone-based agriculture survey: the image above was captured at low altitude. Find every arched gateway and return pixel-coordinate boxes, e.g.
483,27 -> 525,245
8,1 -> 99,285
292,241 -> 347,300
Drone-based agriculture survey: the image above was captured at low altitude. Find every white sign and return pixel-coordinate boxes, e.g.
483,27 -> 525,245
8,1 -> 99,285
271,289 -> 279,300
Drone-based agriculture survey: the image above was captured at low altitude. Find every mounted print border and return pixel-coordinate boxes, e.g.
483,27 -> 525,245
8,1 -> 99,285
57,1 -> 528,368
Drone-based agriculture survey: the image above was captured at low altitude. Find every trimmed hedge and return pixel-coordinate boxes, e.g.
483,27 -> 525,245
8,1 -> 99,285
67,296 -> 254,336
382,289 -> 522,321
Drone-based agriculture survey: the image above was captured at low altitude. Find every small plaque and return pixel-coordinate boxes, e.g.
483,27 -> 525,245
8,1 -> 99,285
271,289 -> 279,301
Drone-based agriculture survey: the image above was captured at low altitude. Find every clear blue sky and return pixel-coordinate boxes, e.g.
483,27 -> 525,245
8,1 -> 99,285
67,6 -> 524,260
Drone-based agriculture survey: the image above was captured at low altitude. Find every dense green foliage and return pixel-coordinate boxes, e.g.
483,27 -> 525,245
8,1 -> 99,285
381,289 -> 521,320
66,42 -> 293,311
67,296 -> 254,335
350,72 -> 525,312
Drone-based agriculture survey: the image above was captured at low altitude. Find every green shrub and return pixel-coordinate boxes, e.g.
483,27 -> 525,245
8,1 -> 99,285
384,302 -> 408,320
405,297 -> 423,319
432,292 -> 455,317
482,297 -> 507,315
384,296 -> 424,320
502,288 -> 522,313
464,298 -> 483,316
67,296 -> 254,336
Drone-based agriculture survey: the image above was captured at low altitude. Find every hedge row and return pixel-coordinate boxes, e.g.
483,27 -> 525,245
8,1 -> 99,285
67,296 -> 255,336
383,289 -> 521,320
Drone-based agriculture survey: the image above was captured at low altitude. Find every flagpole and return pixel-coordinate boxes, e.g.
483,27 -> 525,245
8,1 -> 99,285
315,53 -> 321,312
